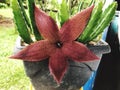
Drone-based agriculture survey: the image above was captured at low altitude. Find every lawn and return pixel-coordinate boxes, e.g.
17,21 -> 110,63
0,8 -> 13,18
0,8 -> 30,90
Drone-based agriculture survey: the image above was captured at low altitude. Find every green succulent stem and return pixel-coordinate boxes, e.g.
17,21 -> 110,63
11,0 -> 33,44
18,0 -> 32,32
79,2 -> 117,44
88,0 -> 95,6
59,0 -> 69,26
27,0 -> 42,41
79,1 -> 103,43
85,2 -> 117,43
78,0 -> 84,12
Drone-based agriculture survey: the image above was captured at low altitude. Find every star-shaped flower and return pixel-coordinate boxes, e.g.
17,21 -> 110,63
10,5 -> 98,84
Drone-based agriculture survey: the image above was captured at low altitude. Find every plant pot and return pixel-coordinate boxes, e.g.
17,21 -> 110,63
13,37 -> 111,90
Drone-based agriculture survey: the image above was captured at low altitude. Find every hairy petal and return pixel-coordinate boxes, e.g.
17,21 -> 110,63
62,41 -> 99,62
49,49 -> 68,84
10,40 -> 56,61
60,5 -> 94,42
35,6 -> 59,42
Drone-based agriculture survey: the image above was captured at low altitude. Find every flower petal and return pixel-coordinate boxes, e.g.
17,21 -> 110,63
49,49 -> 68,84
60,5 -> 94,42
35,6 -> 59,42
62,41 -> 99,62
10,40 -> 56,61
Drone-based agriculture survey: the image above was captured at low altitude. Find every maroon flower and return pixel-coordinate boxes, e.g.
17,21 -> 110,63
10,5 -> 98,84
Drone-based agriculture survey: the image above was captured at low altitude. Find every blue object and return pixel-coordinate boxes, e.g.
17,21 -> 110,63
81,71 -> 96,90
111,16 -> 119,34
102,27 -> 109,40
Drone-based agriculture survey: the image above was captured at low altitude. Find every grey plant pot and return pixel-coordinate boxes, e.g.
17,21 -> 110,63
13,37 -> 111,90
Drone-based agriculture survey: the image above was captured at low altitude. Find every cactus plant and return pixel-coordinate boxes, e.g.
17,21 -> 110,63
79,1 -> 117,43
10,0 -> 117,89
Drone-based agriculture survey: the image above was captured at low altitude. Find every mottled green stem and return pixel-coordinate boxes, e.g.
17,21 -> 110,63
28,0 -> 42,41
59,0 -> 69,26
78,0 -> 84,12
79,2 -> 103,43
18,0 -> 32,32
85,2 -> 117,43
88,0 -> 95,6
11,0 -> 33,44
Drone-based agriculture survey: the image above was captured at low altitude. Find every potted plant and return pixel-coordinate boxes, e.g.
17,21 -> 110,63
10,0 -> 117,90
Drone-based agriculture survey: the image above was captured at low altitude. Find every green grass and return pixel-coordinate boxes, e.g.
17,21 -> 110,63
0,8 -> 13,18
0,26 -> 30,90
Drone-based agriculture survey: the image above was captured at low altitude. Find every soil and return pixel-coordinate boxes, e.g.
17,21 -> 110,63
0,15 -> 14,27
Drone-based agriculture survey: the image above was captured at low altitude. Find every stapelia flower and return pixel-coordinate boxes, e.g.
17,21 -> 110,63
10,5 -> 99,84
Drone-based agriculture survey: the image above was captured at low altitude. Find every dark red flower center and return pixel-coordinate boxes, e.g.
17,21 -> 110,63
56,41 -> 63,48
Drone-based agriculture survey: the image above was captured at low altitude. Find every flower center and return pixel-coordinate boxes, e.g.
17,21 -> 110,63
56,42 -> 63,48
